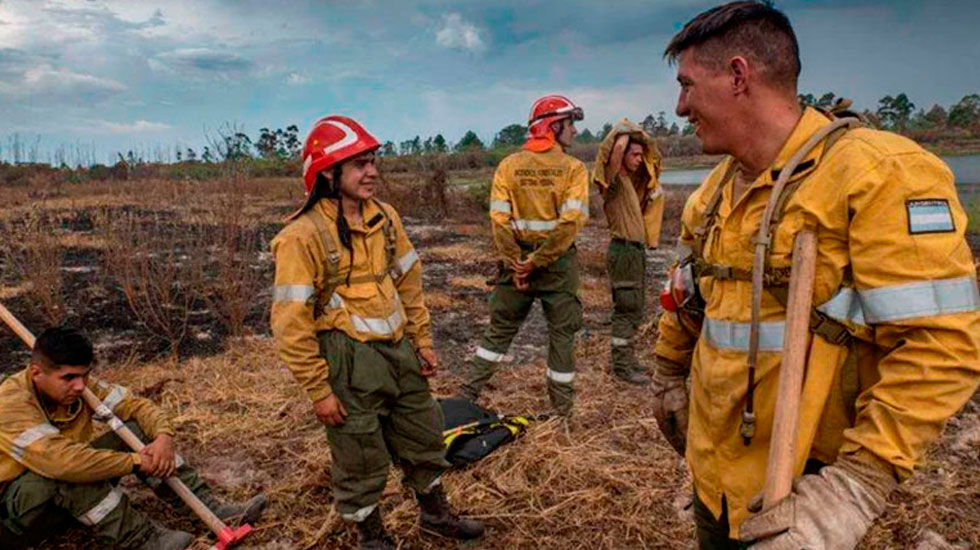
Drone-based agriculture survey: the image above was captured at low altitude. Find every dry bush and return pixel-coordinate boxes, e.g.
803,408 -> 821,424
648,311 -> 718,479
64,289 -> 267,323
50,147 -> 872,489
0,205 -> 67,326
99,208 -> 205,357
198,177 -> 269,337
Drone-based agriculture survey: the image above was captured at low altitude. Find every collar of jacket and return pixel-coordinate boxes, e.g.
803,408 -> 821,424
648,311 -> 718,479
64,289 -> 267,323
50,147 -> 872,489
750,106 -> 833,188
5,369 -> 83,425
314,197 -> 387,235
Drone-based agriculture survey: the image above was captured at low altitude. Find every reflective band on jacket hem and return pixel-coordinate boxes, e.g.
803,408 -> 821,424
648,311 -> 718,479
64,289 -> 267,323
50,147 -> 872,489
560,198 -> 584,214
475,346 -> 506,362
76,488 -> 123,526
424,475 -> 442,493
703,318 -> 785,352
395,250 -> 419,277
611,337 -> 630,347
512,219 -> 557,231
342,504 -> 378,523
273,285 -> 315,302
12,423 -> 59,460
350,307 -> 404,336
546,369 -> 575,384
816,287 -> 867,326
490,200 -> 512,214
859,276 -> 980,323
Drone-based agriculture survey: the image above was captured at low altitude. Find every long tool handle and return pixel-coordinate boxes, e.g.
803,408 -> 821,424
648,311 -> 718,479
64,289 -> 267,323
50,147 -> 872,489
762,227 -> 818,509
0,302 -> 228,537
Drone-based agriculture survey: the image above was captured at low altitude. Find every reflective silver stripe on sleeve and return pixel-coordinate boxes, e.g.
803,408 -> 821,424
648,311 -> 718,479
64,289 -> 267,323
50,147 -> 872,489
490,200 -> 512,214
703,318 -> 785,352
859,276 -> 980,323
816,287 -> 868,327
560,198 -> 584,215
273,285 -> 315,302
512,219 -> 557,231
611,337 -> 630,347
11,423 -> 60,460
350,307 -> 404,337
342,503 -> 378,523
546,369 -> 575,384
395,250 -> 419,276
76,488 -> 124,526
475,346 -> 506,362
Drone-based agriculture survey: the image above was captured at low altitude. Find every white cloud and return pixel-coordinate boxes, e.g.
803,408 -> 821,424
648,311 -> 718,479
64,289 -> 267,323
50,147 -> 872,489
435,13 -> 485,53
85,119 -> 172,134
285,72 -> 311,86
0,64 -> 127,101
152,48 -> 253,79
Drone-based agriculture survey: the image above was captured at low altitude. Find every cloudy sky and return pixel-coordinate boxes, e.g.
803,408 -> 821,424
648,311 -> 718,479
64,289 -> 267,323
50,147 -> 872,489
1,0 -> 978,164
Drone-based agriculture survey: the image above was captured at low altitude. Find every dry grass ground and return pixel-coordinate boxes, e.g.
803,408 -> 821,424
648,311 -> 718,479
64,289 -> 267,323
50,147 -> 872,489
0,174 -> 978,549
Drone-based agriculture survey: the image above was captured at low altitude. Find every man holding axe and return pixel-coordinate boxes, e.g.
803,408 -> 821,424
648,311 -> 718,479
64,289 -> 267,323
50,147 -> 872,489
0,326 -> 266,550
591,119 -> 664,385
651,2 -> 980,549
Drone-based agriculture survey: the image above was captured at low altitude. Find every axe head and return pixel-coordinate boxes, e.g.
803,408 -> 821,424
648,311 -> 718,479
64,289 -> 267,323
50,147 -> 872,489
213,524 -> 253,550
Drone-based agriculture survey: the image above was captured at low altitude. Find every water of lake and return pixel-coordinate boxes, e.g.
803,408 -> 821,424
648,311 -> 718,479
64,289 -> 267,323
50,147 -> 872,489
661,153 -> 980,187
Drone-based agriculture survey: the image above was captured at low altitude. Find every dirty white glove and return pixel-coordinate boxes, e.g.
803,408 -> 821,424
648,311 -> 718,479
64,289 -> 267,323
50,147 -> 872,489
651,356 -> 689,456
739,453 -> 897,550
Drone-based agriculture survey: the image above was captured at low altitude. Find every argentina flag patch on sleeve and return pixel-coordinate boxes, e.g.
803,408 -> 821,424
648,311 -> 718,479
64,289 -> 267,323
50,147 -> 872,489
906,199 -> 955,234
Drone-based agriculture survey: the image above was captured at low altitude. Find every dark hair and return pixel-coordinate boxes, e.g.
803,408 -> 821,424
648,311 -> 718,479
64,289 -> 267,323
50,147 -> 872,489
664,1 -> 800,90
303,164 -> 355,285
32,327 -> 93,369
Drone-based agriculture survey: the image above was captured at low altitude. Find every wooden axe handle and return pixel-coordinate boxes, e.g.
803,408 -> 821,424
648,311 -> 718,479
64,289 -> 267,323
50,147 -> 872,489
0,301 -> 229,536
762,227 -> 818,508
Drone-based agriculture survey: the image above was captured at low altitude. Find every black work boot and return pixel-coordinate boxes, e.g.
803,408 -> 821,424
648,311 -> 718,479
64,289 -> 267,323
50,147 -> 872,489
138,523 -> 194,550
357,508 -> 396,550
206,494 -> 268,525
417,485 -> 485,540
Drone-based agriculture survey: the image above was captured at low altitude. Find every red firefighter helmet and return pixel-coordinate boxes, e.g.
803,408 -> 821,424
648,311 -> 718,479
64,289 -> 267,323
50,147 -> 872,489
528,95 -> 584,127
301,115 -> 380,193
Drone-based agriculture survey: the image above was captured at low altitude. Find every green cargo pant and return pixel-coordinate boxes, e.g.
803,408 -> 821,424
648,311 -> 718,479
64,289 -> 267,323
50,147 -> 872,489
460,247 -> 583,415
0,422 -> 209,549
607,239 -> 646,376
319,331 -> 449,523
693,493 -> 750,550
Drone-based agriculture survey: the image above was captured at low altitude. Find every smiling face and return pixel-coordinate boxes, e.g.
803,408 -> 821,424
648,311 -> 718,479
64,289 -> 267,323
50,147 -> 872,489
335,151 -> 379,201
30,362 -> 91,406
674,48 -> 738,155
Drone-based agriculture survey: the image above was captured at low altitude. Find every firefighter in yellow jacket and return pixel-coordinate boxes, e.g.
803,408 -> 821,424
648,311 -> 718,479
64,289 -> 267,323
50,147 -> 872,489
270,115 -> 483,550
0,327 -> 266,550
458,95 -> 589,416
592,119 -> 664,385
653,3 -> 980,549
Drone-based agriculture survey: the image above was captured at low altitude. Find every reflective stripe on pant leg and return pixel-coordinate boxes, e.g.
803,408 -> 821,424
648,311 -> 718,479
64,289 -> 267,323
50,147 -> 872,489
461,283 -> 534,398
53,481 -> 152,548
541,285 -> 582,414
382,338 -> 448,495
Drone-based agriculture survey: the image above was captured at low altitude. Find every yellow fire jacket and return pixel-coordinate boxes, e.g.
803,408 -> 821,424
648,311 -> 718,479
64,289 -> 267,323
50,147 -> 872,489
270,198 -> 432,403
654,107 -> 980,536
591,119 -> 664,247
0,370 -> 174,488
489,145 -> 589,267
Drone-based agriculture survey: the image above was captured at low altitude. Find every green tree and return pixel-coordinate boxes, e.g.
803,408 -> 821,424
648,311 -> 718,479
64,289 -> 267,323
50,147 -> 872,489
924,104 -> 948,128
682,121 -> 696,136
380,141 -> 396,156
492,124 -> 527,148
577,128 -> 596,143
455,130 -> 485,151
948,94 -> 980,129
876,93 -> 915,131
433,134 -> 448,153
600,122 -> 613,140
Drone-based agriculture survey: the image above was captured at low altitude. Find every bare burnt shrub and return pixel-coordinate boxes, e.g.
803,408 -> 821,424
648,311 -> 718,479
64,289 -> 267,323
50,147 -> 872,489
198,176 -> 268,338
0,205 -> 66,326
98,207 -> 205,358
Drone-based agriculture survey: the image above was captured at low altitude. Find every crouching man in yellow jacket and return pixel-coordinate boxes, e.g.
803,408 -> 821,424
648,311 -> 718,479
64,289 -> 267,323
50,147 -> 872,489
270,115 -> 483,550
0,328 -> 266,550
653,2 -> 980,549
